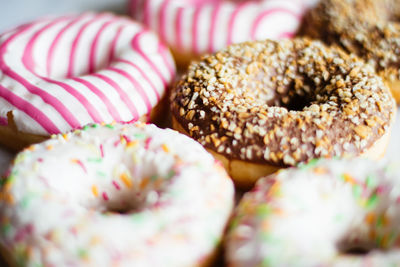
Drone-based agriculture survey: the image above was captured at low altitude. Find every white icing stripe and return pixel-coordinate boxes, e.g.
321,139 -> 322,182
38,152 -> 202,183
131,0 -> 317,57
0,13 -> 176,135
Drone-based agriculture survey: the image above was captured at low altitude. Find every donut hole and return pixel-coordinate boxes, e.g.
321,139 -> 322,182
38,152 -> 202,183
282,91 -> 313,111
337,242 -> 374,256
102,197 -> 142,215
89,151 -> 178,216
99,185 -> 166,216
336,228 -> 393,257
342,247 -> 371,255
233,59 -> 320,112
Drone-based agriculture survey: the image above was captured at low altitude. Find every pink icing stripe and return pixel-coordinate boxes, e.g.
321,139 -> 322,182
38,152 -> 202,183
250,7 -> 301,40
192,3 -> 203,54
46,17 -> 81,77
72,77 -> 122,122
91,73 -> 139,120
37,77 -> 103,123
3,70 -> 81,130
0,22 -> 81,130
108,67 -> 152,113
0,84 -> 59,133
22,18 -> 66,74
278,31 -> 295,39
20,16 -> 103,124
158,44 -> 176,81
108,25 -> 124,64
175,7 -> 184,51
143,0 -> 151,27
89,20 -> 114,74
208,3 -> 222,53
131,31 -> 173,86
0,116 -> 7,126
116,58 -> 160,100
130,0 -> 139,15
227,2 -> 251,46
159,0 -> 171,44
67,15 -> 102,78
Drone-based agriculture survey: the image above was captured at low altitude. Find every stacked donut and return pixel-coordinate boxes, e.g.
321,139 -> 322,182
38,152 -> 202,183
0,0 -> 400,266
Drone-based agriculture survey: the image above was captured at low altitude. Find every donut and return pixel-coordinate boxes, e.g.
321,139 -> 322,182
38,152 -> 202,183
0,13 -> 176,151
300,0 -> 400,104
130,0 -> 317,67
0,122 -> 234,267
170,38 -> 396,188
225,158 -> 400,266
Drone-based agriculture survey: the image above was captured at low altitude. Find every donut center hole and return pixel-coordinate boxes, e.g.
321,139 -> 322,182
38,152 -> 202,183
241,66 -> 316,111
103,201 -> 141,215
337,238 -> 388,257
282,93 -> 312,111
340,246 -> 371,256
100,188 -> 164,216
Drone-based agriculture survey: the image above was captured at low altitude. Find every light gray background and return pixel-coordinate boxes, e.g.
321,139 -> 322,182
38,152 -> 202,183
0,0 -> 128,31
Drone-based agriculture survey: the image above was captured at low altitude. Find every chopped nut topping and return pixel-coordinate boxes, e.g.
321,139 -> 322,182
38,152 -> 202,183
171,38 -> 395,166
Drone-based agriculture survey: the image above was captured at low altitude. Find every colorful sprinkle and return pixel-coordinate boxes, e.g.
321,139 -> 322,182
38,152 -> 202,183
366,193 -> 378,208
120,173 -> 132,188
92,185 -> 99,197
87,157 -> 102,163
140,177 -> 149,189
145,137 -> 152,149
112,181 -> 121,190
341,173 -> 356,185
102,192 -> 109,201
78,248 -> 88,259
127,140 -> 139,148
162,144 -> 169,152
100,144 -> 104,158
366,174 -> 376,188
71,159 -> 87,173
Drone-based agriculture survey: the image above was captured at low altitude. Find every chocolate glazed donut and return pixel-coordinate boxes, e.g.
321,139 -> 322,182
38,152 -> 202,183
300,0 -> 400,104
170,38 -> 396,188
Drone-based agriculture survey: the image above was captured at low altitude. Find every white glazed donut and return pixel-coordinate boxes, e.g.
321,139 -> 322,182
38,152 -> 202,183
0,13 -> 176,150
0,122 -> 234,267
130,0 -> 318,66
226,158 -> 400,266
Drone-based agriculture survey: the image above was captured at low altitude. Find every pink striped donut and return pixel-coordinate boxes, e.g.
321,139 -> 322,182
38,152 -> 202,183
130,0 -> 318,66
0,13 -> 176,150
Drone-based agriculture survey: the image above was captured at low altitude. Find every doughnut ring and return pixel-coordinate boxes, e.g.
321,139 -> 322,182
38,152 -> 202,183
226,158 -> 400,266
0,13 -> 176,150
0,122 -> 234,266
130,0 -> 314,66
171,38 -> 396,188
